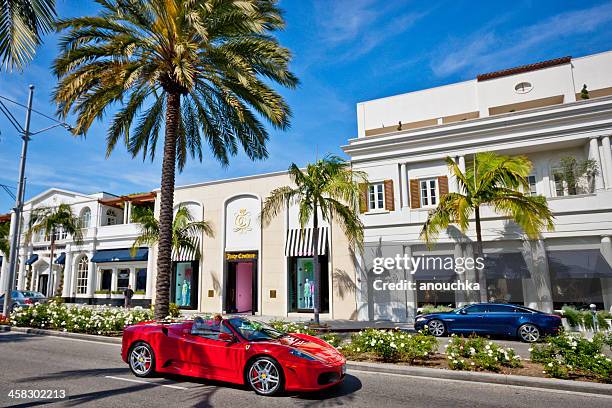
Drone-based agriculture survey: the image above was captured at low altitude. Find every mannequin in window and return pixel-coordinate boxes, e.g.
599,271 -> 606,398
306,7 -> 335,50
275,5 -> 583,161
304,278 -> 312,309
182,280 -> 191,306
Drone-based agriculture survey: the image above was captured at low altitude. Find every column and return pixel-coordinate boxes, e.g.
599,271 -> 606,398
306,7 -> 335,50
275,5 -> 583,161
403,245 -> 416,322
400,163 -> 409,208
589,137 -> 604,191
448,157 -> 457,193
601,136 -> 612,190
62,250 -> 74,298
526,240 -> 553,313
464,243 -> 480,303
17,253 -> 26,290
0,252 -> 8,293
541,166 -> 552,197
458,155 -> 466,175
145,247 -> 155,299
85,253 -> 95,297
453,243 -> 466,306
600,236 -> 612,312
111,267 -> 118,292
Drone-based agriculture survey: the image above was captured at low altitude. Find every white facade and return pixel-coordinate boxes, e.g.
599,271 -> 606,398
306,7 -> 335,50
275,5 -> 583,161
345,51 -> 612,322
0,189 -> 155,305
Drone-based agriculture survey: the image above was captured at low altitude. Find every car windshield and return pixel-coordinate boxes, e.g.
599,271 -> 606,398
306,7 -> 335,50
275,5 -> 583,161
21,291 -> 44,298
227,317 -> 285,341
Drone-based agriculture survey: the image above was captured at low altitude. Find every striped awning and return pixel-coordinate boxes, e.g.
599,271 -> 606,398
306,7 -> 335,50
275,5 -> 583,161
172,236 -> 201,262
285,227 -> 328,257
54,252 -> 66,265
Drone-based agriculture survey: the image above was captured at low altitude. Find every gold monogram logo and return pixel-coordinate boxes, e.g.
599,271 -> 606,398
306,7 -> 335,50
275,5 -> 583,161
234,208 -> 252,234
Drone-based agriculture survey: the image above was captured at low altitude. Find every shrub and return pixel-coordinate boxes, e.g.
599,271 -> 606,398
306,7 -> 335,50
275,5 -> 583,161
168,303 -> 181,318
418,304 -> 453,315
268,320 -> 317,335
340,329 -> 438,363
530,332 -> 612,382
10,301 -> 154,335
319,333 -> 342,348
562,306 -> 611,331
445,335 -> 522,372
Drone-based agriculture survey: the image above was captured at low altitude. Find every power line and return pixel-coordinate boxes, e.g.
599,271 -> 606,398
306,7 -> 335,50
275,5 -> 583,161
0,94 -> 65,125
0,183 -> 16,200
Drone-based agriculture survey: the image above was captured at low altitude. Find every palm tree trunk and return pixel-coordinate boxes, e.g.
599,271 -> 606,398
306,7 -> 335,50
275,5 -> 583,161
474,206 -> 487,302
47,232 -> 55,297
312,205 -> 321,324
154,91 -> 180,320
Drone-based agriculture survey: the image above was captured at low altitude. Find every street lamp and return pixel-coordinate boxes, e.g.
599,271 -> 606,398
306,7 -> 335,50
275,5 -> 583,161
1,85 -> 73,317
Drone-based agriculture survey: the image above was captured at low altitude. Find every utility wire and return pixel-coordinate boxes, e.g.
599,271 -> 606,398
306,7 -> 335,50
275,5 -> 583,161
0,94 -> 64,125
0,184 -> 16,200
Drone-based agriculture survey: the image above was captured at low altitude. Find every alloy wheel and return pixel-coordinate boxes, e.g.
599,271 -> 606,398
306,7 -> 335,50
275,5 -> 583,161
428,319 -> 445,336
519,324 -> 540,342
248,358 -> 281,395
130,344 -> 153,376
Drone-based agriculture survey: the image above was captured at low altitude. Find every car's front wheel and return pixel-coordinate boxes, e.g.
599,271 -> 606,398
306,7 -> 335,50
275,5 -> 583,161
517,324 -> 540,342
129,341 -> 155,377
246,357 -> 284,396
427,319 -> 446,337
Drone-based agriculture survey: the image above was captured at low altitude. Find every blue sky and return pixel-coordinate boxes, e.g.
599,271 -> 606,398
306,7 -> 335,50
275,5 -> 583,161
1,0 -> 612,211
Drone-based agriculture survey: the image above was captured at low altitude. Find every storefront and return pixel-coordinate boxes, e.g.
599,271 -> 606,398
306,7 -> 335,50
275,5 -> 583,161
224,252 -> 258,314
171,260 -> 199,309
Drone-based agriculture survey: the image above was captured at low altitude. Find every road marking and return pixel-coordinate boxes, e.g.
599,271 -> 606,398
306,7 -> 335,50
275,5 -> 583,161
3,331 -> 121,347
104,375 -> 189,390
348,369 -> 612,399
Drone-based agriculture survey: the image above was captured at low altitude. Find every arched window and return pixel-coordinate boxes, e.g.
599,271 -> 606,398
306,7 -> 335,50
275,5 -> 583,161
106,209 -> 117,226
80,207 -> 91,228
76,256 -> 89,294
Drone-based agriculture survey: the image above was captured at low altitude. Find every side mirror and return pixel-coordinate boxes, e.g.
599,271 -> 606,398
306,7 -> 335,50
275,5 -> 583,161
218,332 -> 236,342
459,309 -> 467,315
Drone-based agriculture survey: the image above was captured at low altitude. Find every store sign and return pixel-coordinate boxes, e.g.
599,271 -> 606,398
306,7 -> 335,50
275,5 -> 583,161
226,252 -> 258,262
233,208 -> 252,234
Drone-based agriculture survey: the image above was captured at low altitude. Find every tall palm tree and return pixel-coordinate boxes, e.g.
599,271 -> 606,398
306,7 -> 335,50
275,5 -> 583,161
131,204 -> 214,260
53,0 -> 297,319
26,203 -> 83,297
420,152 -> 555,295
0,220 -> 9,256
0,0 -> 56,70
261,156 -> 366,324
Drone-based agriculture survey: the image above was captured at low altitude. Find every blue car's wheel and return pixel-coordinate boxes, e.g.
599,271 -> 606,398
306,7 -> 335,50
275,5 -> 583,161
518,324 -> 540,342
428,319 -> 446,337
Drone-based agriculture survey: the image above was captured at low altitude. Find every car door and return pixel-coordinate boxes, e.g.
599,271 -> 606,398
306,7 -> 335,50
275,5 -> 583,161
184,320 -> 245,382
483,304 -> 520,335
449,305 -> 487,333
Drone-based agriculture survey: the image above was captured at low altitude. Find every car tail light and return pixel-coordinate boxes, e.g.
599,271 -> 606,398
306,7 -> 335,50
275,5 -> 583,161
24,298 -> 33,305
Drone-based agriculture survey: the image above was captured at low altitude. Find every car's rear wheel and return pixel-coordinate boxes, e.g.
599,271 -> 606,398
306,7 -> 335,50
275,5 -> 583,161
428,319 -> 446,337
246,356 -> 283,396
129,341 -> 155,377
518,324 -> 540,342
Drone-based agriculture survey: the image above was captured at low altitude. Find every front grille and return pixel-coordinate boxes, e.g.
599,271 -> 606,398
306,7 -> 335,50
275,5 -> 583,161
317,371 -> 341,385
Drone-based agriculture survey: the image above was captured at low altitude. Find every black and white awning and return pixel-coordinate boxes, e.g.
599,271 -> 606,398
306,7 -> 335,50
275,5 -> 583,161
172,236 -> 201,262
285,227 -> 328,257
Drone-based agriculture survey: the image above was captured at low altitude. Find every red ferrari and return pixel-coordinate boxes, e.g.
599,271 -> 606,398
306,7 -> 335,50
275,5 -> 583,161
121,316 -> 346,396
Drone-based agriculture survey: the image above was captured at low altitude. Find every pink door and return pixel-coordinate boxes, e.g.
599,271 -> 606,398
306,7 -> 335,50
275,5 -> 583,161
235,262 -> 253,312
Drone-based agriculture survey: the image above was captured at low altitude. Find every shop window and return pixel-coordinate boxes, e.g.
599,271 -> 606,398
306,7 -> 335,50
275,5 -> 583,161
486,279 -> 524,304
173,261 -> 198,309
288,257 -> 329,313
420,178 -> 438,207
117,268 -> 130,290
100,269 -> 112,291
76,256 -> 89,294
136,268 -> 147,292
368,183 -> 384,210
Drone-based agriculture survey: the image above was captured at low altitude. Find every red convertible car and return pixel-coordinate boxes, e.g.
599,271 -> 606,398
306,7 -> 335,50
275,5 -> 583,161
121,316 -> 346,395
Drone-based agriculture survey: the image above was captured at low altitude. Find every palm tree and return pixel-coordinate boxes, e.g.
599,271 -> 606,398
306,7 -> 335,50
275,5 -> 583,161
0,0 -> 56,70
53,0 -> 297,319
26,203 -> 83,297
420,152 -> 555,296
131,204 -> 214,260
261,155 -> 366,324
0,220 -> 9,256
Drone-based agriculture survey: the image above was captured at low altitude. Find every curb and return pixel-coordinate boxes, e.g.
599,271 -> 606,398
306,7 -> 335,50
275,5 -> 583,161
346,361 -> 612,396
0,325 -> 122,344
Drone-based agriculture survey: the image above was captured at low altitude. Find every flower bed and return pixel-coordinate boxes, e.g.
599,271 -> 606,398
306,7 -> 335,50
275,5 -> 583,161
9,301 -> 153,336
561,306 -> 611,331
530,331 -> 612,383
339,329 -> 439,363
445,334 -> 522,372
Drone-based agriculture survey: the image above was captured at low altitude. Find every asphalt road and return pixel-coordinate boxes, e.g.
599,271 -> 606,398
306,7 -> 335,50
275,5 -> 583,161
1,332 -> 611,408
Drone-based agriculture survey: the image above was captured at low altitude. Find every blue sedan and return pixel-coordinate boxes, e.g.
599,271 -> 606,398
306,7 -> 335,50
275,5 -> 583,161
414,303 -> 562,342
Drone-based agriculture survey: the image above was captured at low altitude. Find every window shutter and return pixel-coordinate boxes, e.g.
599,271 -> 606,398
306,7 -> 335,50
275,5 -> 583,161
438,176 -> 449,197
384,180 -> 394,211
410,179 -> 420,208
359,183 -> 368,213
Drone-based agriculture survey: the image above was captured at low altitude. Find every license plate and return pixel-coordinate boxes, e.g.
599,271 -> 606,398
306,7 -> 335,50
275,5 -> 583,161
341,364 -> 346,375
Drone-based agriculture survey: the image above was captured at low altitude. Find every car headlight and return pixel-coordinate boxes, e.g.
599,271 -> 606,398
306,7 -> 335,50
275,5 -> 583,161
415,317 -> 427,322
289,349 -> 317,361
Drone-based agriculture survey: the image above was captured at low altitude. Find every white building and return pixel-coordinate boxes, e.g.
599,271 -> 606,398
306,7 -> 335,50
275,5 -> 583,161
344,51 -> 612,322
0,189 -> 156,306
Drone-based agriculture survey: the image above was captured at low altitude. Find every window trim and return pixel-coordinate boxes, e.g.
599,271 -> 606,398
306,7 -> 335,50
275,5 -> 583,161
526,175 -> 537,196
367,182 -> 385,212
76,256 -> 89,295
419,177 -> 438,208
